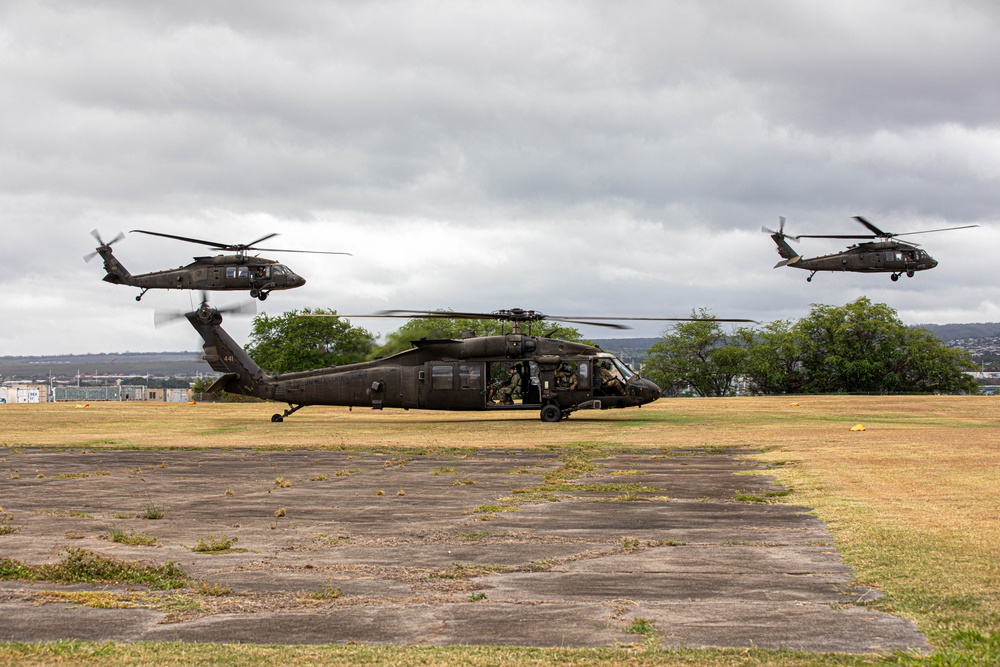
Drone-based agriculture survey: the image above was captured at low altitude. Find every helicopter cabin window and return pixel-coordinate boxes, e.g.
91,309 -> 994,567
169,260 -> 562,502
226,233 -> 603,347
555,360 -> 581,390
431,365 -> 454,390
459,364 -> 482,390
226,267 -> 250,280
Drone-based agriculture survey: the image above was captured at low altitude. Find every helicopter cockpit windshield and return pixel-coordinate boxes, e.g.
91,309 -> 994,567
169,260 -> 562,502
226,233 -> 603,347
610,357 -> 635,380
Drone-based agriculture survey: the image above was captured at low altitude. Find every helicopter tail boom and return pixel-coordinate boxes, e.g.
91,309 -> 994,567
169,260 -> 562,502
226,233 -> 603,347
769,233 -> 801,265
86,230 -> 133,285
186,307 -> 269,399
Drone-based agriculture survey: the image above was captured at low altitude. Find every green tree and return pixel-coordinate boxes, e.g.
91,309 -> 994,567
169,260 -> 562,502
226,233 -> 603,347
735,320 -> 805,395
795,297 -> 976,394
245,308 -> 375,373
374,311 -> 585,358
644,309 -> 747,397
901,327 -> 978,393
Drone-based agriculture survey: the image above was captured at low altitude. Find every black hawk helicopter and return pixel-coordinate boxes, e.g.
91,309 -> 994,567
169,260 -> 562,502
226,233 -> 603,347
85,229 -> 349,301
174,304 -> 752,423
764,216 -> 978,282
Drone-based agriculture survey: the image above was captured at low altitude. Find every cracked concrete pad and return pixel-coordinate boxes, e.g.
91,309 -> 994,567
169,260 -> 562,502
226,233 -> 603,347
0,447 -> 929,652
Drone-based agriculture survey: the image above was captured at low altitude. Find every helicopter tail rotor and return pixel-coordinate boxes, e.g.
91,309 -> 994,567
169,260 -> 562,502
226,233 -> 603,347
761,216 -> 799,241
154,294 -> 257,328
84,229 -> 125,262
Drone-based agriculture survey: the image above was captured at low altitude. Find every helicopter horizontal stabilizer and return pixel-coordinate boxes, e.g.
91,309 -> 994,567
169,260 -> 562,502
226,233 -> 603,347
205,372 -> 240,394
774,255 -> 802,268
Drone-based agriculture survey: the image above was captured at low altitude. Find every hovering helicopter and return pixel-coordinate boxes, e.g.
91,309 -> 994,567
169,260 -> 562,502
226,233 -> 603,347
176,304 -> 753,423
764,216 -> 978,282
85,229 -> 350,301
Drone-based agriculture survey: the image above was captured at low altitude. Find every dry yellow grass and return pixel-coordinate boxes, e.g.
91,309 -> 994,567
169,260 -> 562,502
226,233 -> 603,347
2,395 -> 998,665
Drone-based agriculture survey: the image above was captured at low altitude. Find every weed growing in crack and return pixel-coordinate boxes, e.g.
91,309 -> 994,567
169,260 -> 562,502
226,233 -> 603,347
141,492 -> 164,520
194,580 -> 232,596
306,579 -> 342,600
0,514 -> 19,535
625,618 -> 656,636
0,548 -> 187,589
191,535 -> 239,554
105,526 -> 157,546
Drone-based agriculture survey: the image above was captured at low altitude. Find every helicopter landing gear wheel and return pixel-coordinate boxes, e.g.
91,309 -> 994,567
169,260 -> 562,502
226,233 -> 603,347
271,414 -> 283,423
250,288 -> 260,298
906,270 -> 915,278
258,291 -> 268,301
540,404 -> 562,423
891,273 -> 900,282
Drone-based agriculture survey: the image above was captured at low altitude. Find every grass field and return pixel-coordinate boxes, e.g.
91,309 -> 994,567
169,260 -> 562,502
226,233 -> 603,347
1,395 -> 998,666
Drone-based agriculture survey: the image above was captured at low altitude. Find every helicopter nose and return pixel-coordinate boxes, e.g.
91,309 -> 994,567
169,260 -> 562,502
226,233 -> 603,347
634,377 -> 662,404
290,274 -> 306,286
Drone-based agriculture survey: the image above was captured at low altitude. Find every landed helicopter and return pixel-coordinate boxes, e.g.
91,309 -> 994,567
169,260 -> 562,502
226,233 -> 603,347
176,304 -> 753,423
85,229 -> 349,301
764,216 -> 978,282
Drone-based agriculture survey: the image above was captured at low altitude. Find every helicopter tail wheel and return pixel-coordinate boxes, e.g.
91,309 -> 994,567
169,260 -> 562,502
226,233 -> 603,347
271,414 -> 283,422
540,404 -> 562,423
891,273 -> 900,282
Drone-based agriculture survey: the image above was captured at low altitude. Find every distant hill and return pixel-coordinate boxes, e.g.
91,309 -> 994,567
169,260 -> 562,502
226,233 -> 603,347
912,323 -> 1000,341
591,338 -> 660,364
0,351 -> 211,380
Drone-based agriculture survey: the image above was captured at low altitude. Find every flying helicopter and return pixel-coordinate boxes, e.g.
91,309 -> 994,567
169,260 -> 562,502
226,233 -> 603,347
764,216 -> 978,282
173,304 -> 753,423
85,229 -> 350,301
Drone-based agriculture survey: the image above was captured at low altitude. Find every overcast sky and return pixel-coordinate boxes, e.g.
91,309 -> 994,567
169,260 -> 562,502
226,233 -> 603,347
3,0 -> 1000,355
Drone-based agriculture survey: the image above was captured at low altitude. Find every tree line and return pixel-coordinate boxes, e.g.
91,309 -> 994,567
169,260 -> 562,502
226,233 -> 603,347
643,297 -> 978,396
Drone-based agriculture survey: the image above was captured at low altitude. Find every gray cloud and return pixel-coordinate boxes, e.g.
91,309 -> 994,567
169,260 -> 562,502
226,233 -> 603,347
1,1 -> 998,354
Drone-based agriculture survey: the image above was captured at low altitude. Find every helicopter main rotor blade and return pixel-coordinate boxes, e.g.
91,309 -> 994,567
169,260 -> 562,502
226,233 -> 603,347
243,232 -> 280,248
794,234 -> 875,240
309,310 -> 756,328
132,229 -> 236,250
889,224 -> 980,237
853,216 -> 890,237
132,229 -> 345,255
313,311 -> 632,329
313,311 -> 501,321
252,247 -> 353,256
550,316 -> 758,324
